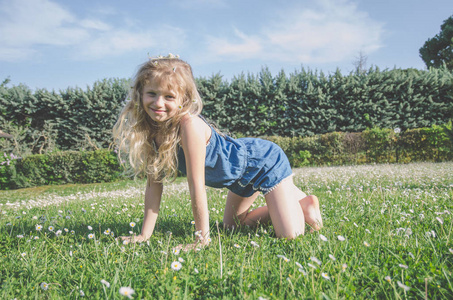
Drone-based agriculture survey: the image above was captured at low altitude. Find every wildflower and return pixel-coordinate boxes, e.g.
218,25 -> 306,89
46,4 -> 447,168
342,263 -> 347,271
171,261 -> 182,271
21,252 -> 26,257
365,229 -> 371,234
449,248 -> 453,254
399,264 -> 408,269
295,262 -> 303,268
321,273 -> 330,280
119,287 -> 135,299
48,226 -> 54,232
250,241 -> 260,248
172,248 -> 180,255
36,224 -> 43,231
17,234 -> 24,238
353,222 -> 358,227
160,251 -> 167,255
70,230 -> 75,235
298,268 -> 307,275
277,255 -> 290,262
101,279 -> 110,288
40,282 -> 48,291
87,226 -> 93,230
104,228 -> 111,235
397,281 -> 411,292
319,234 -> 328,241
55,230 -> 62,237
328,254 -> 336,261
385,276 -> 391,282
307,263 -> 317,269
80,290 -> 85,297
233,243 -> 241,249
394,127 -> 401,134
363,241 -> 370,247
436,217 -> 443,225
337,235 -> 345,241
123,240 -> 129,245
64,228 -> 69,233
88,233 -> 95,239
178,257 -> 185,263
130,222 -> 136,228
310,256 -> 322,265
191,220 -> 195,225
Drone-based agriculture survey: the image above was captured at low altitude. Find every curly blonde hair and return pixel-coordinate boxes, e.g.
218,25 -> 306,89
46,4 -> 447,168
113,57 -> 203,182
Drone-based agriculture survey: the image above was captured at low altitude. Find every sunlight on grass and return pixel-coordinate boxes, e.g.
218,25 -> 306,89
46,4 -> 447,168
1,162 -> 452,299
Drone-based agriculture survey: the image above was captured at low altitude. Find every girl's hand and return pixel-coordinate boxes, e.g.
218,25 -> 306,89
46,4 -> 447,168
174,239 -> 210,252
119,234 -> 147,244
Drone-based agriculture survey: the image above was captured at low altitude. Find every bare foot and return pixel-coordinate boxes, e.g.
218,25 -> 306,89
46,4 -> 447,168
299,195 -> 323,232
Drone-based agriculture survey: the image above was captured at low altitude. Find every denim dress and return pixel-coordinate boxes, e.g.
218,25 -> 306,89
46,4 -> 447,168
177,118 -> 293,197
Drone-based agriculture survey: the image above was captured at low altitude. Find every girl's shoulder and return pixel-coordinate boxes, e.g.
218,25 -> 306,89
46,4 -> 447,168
180,114 -> 211,145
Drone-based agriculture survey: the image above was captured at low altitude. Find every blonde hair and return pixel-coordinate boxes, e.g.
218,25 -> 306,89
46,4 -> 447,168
113,57 -> 203,182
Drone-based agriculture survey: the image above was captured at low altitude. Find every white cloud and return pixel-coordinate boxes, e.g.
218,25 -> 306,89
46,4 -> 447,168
205,0 -> 383,64
0,0 -> 185,62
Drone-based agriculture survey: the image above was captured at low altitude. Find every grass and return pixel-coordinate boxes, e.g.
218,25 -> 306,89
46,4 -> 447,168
0,162 -> 452,299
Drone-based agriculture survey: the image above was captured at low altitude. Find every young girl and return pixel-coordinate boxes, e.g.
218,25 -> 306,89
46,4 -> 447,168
113,55 -> 322,249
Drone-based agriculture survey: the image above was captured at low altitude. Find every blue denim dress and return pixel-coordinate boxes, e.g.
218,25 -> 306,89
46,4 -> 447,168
177,117 -> 293,197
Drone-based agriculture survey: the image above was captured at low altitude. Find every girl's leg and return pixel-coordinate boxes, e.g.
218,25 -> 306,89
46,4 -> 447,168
223,190 -> 269,228
264,177 -> 305,238
290,184 -> 323,231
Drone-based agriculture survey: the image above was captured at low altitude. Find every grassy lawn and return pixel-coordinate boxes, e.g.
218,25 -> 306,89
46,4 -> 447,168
0,162 -> 452,299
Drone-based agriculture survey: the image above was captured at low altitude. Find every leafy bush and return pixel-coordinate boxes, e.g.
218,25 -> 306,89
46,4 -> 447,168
7,149 -> 123,189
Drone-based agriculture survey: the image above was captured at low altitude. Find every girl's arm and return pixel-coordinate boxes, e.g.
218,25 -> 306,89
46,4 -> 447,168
121,177 -> 163,243
179,116 -> 210,247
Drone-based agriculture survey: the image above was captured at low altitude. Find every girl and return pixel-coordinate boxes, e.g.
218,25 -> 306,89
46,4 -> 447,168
113,55 -> 322,249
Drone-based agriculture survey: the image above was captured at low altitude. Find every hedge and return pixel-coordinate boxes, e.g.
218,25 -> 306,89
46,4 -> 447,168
1,149 -> 123,190
1,124 -> 452,190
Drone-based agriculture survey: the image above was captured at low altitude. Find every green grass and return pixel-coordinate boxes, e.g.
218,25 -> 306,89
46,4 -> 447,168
0,162 -> 452,299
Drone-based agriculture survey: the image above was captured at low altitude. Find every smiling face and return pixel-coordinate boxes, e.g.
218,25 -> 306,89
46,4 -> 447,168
142,79 -> 182,123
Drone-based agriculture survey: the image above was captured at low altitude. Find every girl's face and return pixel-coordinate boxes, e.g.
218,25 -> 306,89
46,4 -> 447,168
142,80 -> 182,123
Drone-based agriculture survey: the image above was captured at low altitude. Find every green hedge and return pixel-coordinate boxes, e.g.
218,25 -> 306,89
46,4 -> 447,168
1,124 -> 452,190
265,122 -> 453,167
1,149 -> 123,190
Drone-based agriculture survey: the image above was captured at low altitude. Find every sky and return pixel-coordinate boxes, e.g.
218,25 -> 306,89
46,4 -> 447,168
0,0 -> 452,91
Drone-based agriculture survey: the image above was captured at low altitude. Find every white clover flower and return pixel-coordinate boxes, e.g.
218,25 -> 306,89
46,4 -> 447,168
397,281 -> 410,291
119,287 -> 135,299
319,234 -> 328,241
171,261 -> 182,271
100,279 -> 110,288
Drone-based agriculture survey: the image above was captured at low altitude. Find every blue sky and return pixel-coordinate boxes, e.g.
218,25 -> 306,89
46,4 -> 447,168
0,0 -> 452,91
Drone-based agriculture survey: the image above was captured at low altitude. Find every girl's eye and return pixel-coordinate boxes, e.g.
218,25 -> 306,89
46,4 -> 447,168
166,95 -> 176,100
147,92 -> 156,96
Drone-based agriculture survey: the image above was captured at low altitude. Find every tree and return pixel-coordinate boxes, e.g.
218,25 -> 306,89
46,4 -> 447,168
419,16 -> 453,70
352,51 -> 368,74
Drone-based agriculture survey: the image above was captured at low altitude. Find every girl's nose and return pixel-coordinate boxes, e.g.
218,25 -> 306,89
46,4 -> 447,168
155,95 -> 165,105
